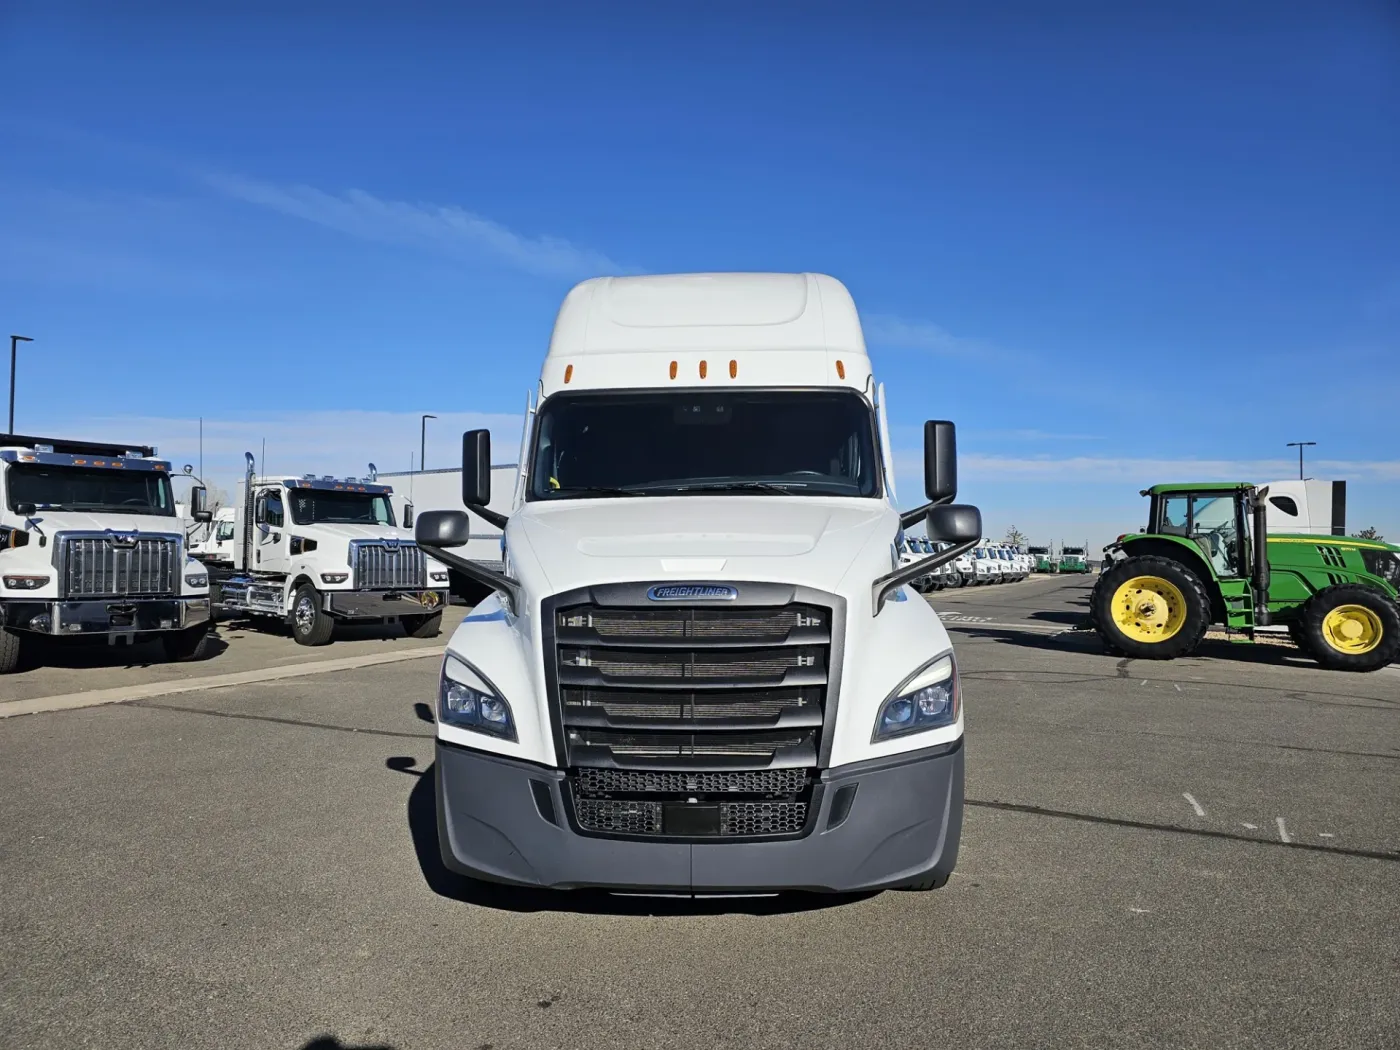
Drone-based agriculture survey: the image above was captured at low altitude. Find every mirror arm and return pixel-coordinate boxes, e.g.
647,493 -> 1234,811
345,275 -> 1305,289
872,537 -> 980,615
468,502 -> 509,531
419,543 -> 521,610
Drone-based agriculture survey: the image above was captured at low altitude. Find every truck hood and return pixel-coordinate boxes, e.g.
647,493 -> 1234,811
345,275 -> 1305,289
296,522 -> 417,544
22,511 -> 187,538
512,496 -> 895,596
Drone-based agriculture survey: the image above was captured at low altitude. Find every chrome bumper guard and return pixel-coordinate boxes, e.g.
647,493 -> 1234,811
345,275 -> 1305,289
2,596 -> 211,636
324,589 -> 446,619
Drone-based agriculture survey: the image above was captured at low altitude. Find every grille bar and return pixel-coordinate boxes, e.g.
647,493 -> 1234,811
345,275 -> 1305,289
350,541 -> 426,590
58,535 -> 180,598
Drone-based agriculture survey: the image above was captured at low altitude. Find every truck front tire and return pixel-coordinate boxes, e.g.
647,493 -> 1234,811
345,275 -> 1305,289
162,624 -> 213,663
1296,584 -> 1399,672
1091,555 -> 1211,660
402,612 -> 443,639
291,584 -> 335,646
0,627 -> 23,674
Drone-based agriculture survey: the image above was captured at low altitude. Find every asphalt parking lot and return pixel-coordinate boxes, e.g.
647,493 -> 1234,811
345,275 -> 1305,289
3,577 -> 1397,1050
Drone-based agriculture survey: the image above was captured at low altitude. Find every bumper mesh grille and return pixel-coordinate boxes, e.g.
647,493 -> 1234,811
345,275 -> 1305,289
575,798 -> 661,835
576,767 -> 809,797
720,802 -> 808,836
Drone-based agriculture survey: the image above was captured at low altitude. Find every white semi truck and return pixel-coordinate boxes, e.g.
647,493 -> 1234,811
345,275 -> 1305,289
190,506 -> 237,565
412,272 -> 982,894
0,433 -> 214,673
215,458 -> 450,645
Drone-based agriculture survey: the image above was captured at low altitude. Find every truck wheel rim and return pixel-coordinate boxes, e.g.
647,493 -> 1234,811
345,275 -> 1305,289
1111,575 -> 1186,641
1321,605 -> 1383,655
295,595 -> 315,633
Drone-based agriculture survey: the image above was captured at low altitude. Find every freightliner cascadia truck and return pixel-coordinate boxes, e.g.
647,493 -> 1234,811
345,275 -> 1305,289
413,272 -> 982,894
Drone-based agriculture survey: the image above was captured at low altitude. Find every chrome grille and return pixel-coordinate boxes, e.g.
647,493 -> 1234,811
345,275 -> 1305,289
58,534 -> 180,598
351,541 -> 426,590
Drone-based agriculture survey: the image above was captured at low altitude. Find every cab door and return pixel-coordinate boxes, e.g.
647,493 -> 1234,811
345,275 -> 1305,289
253,487 -> 291,573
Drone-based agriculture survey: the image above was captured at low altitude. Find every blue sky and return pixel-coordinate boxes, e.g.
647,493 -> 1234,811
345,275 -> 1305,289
2,2 -> 1397,546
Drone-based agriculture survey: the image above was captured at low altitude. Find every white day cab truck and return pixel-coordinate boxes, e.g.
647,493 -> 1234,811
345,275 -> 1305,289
0,433 -> 214,674
211,459 -> 450,645
412,272 -> 983,895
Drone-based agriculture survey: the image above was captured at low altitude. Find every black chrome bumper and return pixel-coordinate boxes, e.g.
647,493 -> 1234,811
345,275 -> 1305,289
325,589 -> 447,619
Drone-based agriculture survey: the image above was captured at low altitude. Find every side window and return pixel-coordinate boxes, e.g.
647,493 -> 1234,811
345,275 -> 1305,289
1269,495 -> 1299,517
1160,496 -> 1190,536
1190,495 -> 1240,576
258,489 -> 284,529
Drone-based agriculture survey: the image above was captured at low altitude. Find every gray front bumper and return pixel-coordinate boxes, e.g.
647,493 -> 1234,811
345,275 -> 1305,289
325,589 -> 447,618
1,596 -> 211,636
435,739 -> 964,893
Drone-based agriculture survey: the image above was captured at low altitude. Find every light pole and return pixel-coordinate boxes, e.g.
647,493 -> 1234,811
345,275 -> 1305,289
9,335 -> 34,433
420,414 -> 437,472
1286,441 -> 1316,481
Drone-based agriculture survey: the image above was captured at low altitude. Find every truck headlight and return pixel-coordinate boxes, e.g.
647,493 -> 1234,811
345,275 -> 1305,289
3,574 -> 49,590
185,573 -> 208,588
873,654 -> 959,741
430,571 -> 449,583
440,657 -> 516,740
320,573 -> 349,584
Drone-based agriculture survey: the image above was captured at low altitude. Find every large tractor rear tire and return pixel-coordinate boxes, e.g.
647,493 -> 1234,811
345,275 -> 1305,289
1091,556 -> 1211,660
1296,584 -> 1399,672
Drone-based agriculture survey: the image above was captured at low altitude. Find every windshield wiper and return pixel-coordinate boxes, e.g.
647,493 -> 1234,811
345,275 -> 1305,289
549,486 -> 644,499
642,481 -> 802,495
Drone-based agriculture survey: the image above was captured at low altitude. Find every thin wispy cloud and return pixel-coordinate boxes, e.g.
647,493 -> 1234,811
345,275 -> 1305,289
204,173 -> 623,279
863,314 -> 1001,360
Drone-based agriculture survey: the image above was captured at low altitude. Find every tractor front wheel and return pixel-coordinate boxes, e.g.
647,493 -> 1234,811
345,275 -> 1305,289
1296,585 -> 1399,672
1091,556 -> 1211,660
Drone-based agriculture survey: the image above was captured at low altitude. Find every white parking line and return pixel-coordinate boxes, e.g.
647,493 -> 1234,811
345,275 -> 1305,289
1276,817 -> 1292,844
0,647 -> 445,719
1182,793 -> 1206,817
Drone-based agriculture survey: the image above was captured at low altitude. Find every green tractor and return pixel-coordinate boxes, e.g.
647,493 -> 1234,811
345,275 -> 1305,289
1094,483 -> 1400,672
1059,543 -> 1091,574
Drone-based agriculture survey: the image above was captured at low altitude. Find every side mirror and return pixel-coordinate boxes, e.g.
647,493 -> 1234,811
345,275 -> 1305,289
16,502 -> 37,517
254,494 -> 267,524
402,503 -> 415,530
191,485 -> 212,523
923,420 -> 957,504
416,509 -> 472,549
926,504 -> 982,543
462,429 -> 491,507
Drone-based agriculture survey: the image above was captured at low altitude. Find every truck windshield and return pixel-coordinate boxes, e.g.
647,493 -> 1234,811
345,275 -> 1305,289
288,490 -> 396,526
215,520 -> 236,541
529,390 -> 881,499
5,463 -> 175,516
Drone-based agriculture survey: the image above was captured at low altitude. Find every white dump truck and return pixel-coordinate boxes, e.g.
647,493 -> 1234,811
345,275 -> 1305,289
216,458 -> 450,645
412,272 -> 982,894
0,433 -> 213,673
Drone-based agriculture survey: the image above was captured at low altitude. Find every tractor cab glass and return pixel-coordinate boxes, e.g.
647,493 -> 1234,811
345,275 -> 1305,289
1156,491 -> 1249,578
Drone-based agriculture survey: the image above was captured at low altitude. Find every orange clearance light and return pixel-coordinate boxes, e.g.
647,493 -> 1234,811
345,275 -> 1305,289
836,360 -> 846,379
669,360 -> 678,380
729,359 -> 737,378
564,364 -> 574,384
699,360 -> 708,379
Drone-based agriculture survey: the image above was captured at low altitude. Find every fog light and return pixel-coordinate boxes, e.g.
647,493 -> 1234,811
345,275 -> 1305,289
185,573 -> 208,588
430,571 -> 449,583
3,574 -> 50,590
29,613 -> 52,632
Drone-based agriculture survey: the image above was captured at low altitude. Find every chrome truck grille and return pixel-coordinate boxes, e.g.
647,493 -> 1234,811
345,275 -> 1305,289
349,540 -> 426,590
56,533 -> 181,599
544,586 -> 843,841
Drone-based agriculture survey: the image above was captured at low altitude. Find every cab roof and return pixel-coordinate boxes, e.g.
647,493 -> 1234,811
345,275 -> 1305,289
1142,482 -> 1252,496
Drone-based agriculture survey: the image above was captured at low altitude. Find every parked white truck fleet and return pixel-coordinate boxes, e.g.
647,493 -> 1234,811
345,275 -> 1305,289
213,460 -> 450,645
412,272 -> 982,894
0,433 -> 214,673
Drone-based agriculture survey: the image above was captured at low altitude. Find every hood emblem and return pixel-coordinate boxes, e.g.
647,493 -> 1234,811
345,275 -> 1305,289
647,584 -> 738,602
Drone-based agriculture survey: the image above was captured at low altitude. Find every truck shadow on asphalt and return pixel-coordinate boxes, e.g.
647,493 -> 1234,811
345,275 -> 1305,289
300,1038 -> 394,1050
385,756 -> 875,916
15,631 -> 230,672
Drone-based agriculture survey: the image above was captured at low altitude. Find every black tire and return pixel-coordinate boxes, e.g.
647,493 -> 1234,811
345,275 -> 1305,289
1286,620 -> 1307,650
290,584 -> 334,646
162,624 -> 213,662
0,628 -> 23,674
402,611 -> 443,639
1296,584 -> 1400,672
1091,555 -> 1211,660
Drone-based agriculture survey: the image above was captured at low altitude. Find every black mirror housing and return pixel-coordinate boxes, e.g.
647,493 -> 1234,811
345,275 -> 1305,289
402,503 -> 415,530
923,420 -> 957,504
191,485 -> 212,523
16,501 -> 37,517
416,509 -> 472,549
462,430 -> 491,507
926,504 -> 981,544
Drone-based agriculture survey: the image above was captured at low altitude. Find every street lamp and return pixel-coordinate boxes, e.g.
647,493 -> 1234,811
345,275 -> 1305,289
9,335 -> 34,433
1286,441 -> 1316,481
420,414 -> 437,472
